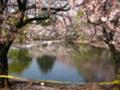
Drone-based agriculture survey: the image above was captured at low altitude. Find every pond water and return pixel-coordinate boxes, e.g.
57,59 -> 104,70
8,42 -> 115,84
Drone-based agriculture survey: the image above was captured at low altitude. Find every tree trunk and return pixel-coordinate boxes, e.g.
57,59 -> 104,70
0,54 -> 8,88
0,40 -> 13,88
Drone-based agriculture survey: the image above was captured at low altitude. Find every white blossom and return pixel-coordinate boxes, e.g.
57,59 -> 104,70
101,17 -> 107,22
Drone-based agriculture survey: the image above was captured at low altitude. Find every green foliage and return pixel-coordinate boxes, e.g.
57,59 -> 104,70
7,17 -> 18,25
8,49 -> 32,73
0,28 -> 9,36
8,49 -> 31,61
15,28 -> 28,43
72,44 -> 108,61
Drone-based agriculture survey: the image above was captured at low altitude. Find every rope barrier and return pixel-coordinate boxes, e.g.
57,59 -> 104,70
97,80 -> 120,85
0,75 -> 67,84
0,75 -> 20,79
0,75 -> 28,82
0,75 -> 120,85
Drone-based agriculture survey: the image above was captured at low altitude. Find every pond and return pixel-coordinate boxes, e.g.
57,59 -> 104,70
8,42 -> 115,84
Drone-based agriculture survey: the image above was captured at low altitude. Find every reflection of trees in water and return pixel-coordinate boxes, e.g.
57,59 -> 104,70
49,42 -> 114,82
7,42 -> 120,82
111,51 -> 120,80
70,44 -> 114,82
8,49 -> 32,73
96,42 -> 120,80
37,55 -> 56,74
64,43 -> 120,82
61,42 -> 80,52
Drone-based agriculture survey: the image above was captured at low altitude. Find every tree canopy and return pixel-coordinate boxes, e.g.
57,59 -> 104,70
0,0 -> 70,44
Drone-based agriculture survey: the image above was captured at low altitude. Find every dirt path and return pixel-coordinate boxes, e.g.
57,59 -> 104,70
0,80 -> 120,90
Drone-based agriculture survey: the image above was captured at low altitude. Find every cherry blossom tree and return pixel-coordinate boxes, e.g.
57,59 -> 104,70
0,0 -> 69,87
82,0 -> 120,80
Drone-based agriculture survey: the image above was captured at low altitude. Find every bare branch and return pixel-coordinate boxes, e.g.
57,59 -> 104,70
16,16 -> 49,28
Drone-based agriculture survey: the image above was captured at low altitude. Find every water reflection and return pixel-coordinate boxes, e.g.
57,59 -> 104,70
8,49 -> 32,73
111,51 -> 120,80
37,55 -> 56,74
8,42 -> 115,83
70,45 -> 113,82
59,43 -> 114,82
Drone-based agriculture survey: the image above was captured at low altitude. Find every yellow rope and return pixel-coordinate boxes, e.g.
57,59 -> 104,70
97,80 -> 120,85
0,75 -> 27,81
0,75 -> 120,85
0,75 -> 18,79
0,75 -> 64,84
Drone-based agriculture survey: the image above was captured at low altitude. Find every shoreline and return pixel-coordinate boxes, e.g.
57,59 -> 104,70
1,79 -> 120,90
11,40 -> 109,50
17,39 -> 120,51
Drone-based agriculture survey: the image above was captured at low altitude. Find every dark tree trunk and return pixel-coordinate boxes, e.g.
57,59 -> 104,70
0,54 -> 8,88
0,40 -> 13,88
